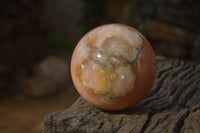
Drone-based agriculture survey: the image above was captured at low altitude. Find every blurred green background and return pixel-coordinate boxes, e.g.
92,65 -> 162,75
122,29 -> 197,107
44,0 -> 200,61
0,0 -> 200,132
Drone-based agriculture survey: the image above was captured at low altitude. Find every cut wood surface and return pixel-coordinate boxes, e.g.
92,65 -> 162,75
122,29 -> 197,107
43,56 -> 200,133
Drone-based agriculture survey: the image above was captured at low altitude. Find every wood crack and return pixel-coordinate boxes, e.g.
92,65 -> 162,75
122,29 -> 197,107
173,111 -> 190,133
140,111 -> 156,133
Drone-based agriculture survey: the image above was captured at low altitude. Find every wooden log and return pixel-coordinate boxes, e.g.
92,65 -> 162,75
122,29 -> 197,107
43,56 -> 200,133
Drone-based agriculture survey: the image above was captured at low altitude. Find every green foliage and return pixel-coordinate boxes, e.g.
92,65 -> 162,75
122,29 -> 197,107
128,0 -> 156,33
80,0 -> 107,32
46,32 -> 74,56
154,0 -> 200,8
80,0 -> 200,33
127,0 -> 200,35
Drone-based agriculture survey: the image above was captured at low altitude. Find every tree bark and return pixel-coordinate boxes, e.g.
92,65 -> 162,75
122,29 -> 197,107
43,56 -> 200,133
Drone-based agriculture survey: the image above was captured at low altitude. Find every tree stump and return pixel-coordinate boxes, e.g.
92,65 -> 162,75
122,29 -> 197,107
43,56 -> 200,133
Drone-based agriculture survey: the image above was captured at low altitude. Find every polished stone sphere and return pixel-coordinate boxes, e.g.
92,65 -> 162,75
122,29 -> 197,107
71,24 -> 156,111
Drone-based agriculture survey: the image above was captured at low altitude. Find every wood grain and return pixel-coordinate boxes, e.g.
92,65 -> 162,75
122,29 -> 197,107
43,56 -> 200,133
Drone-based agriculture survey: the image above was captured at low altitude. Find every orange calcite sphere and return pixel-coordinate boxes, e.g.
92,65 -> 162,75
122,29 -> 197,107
71,24 -> 156,111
